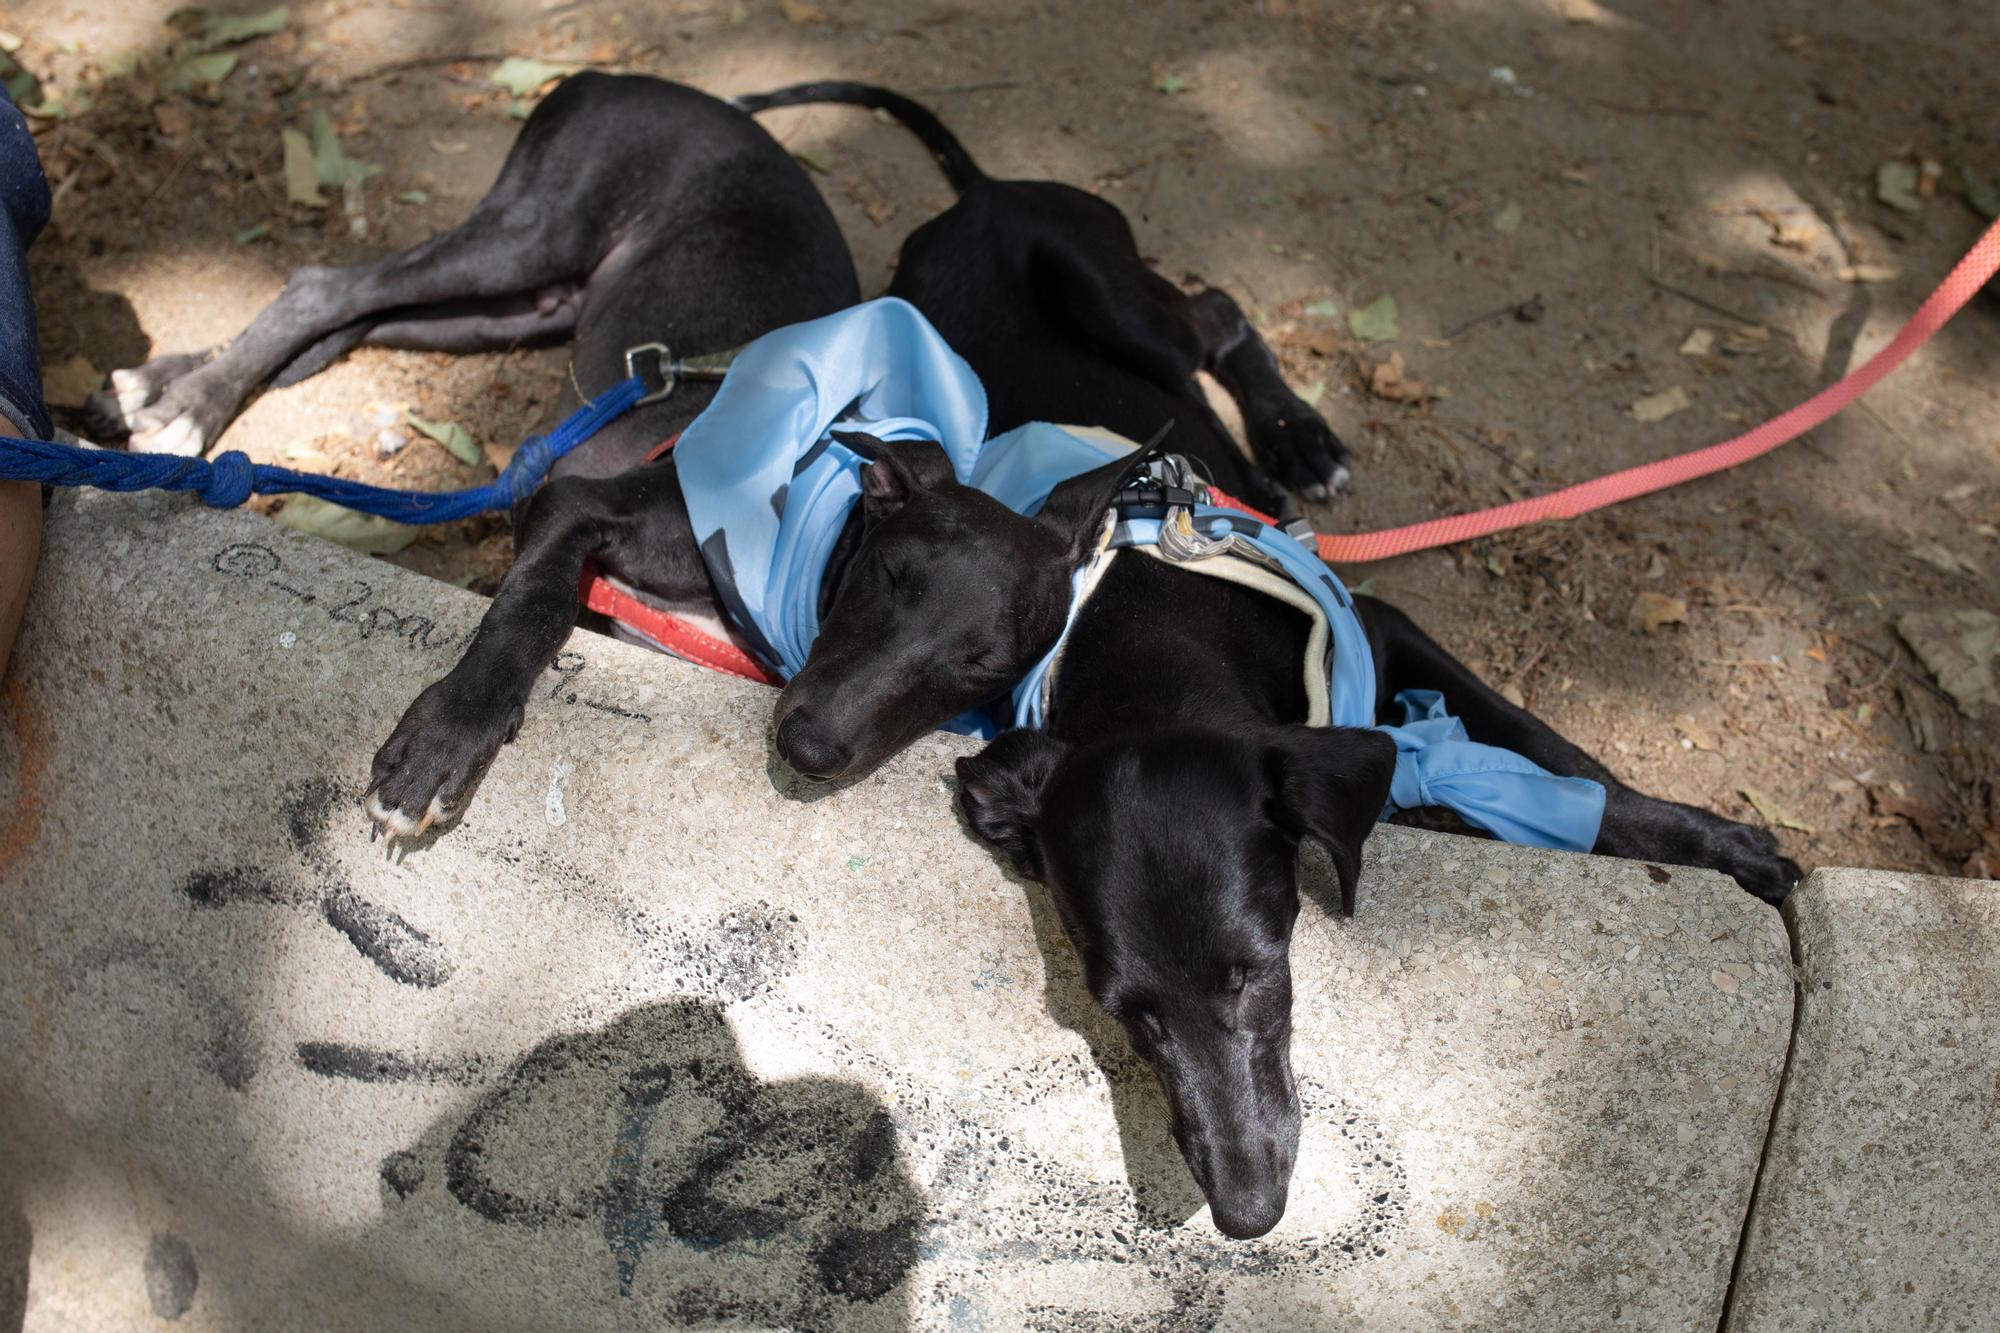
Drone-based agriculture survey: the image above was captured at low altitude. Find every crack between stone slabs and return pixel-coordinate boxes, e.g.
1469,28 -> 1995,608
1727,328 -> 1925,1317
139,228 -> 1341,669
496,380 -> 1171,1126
1712,900 -> 1809,1332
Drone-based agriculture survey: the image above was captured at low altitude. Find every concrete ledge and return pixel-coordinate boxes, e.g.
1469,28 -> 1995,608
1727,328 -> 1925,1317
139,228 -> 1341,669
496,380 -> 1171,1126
0,493 -> 1793,1329
1724,868 -> 2000,1333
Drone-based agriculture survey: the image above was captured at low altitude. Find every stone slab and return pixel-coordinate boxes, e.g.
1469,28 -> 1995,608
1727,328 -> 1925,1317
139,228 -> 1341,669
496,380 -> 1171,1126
0,492 -> 1794,1330
1724,868 -> 2000,1333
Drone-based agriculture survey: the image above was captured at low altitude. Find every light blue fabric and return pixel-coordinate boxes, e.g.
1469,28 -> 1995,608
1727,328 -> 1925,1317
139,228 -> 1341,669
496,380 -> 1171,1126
674,297 -> 991,676
1381,690 -> 1607,851
670,297 -> 1604,853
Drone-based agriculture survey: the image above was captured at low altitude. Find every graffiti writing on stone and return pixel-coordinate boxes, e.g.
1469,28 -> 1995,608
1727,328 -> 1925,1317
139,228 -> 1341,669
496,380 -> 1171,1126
178,778 -> 455,987
205,542 -> 651,723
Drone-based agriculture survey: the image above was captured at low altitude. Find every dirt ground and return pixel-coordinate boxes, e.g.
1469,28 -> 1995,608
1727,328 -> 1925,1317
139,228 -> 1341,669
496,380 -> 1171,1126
11,0 -> 1998,879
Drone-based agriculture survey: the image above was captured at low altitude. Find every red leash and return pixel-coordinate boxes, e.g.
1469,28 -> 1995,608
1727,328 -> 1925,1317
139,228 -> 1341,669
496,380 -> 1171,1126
1288,218 -> 2000,564
576,219 -> 2000,680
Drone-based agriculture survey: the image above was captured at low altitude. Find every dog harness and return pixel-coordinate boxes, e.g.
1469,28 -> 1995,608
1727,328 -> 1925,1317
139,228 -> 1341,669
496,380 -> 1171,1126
673,298 -> 1605,852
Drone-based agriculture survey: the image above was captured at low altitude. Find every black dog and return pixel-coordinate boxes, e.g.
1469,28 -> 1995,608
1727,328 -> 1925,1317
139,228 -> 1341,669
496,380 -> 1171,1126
744,83 -> 1803,1239
85,75 -> 1238,833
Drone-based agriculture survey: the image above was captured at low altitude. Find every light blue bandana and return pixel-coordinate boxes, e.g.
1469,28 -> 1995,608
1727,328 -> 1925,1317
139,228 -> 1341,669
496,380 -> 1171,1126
673,298 -> 1605,853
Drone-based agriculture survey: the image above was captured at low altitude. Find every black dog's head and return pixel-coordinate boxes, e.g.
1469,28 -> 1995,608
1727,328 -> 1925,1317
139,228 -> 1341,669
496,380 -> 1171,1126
956,722 -> 1395,1239
773,434 -> 1139,783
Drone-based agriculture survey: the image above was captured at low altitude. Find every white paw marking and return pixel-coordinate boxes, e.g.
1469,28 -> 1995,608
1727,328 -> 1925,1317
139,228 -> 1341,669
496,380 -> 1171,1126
111,370 -> 155,416
133,414 -> 207,457
365,790 -> 449,841
1326,464 -> 1352,493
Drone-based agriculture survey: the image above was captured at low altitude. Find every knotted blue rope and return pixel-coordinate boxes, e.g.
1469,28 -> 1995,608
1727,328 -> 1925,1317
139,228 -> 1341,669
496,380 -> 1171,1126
0,374 -> 647,523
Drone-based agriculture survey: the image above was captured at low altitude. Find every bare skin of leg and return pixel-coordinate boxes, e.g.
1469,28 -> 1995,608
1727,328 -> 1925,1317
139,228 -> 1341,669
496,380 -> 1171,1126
0,480 -> 39,672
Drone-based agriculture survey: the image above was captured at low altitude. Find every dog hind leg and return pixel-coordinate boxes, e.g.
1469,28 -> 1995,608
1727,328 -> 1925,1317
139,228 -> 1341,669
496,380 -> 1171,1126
1186,285 -> 1352,499
1356,595 -> 1804,902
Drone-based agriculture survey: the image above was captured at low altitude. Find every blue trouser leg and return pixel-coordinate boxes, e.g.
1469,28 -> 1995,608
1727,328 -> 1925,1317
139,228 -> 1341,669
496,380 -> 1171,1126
0,84 -> 49,439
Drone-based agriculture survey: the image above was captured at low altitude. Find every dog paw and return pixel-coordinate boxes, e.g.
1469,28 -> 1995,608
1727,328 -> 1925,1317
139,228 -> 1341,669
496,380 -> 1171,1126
80,353 -> 210,442
1246,406 -> 1352,501
366,684 -> 522,842
1703,821 -> 1804,906
128,412 -> 211,457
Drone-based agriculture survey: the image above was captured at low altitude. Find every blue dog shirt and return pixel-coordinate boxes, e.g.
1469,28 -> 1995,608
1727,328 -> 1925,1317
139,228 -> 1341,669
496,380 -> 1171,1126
673,298 -> 1605,853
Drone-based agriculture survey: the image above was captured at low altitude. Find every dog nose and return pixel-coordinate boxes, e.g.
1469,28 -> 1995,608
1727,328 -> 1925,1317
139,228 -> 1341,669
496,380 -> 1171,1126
1200,1137 -> 1294,1239
1209,1186 -> 1286,1240
775,706 -> 850,783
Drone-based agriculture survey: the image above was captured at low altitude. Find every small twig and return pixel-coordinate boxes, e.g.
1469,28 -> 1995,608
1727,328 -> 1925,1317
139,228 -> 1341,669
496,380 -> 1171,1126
1644,276 -> 1766,328
1443,294 -> 1544,341
910,80 -> 1025,96
1823,629 -> 1956,705
144,149 -> 195,204
1590,98 -> 1711,119
338,52 -> 508,86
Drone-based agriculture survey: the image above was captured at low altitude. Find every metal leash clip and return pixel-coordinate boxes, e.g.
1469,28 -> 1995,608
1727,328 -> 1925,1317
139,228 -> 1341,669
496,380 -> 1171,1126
623,343 -> 741,406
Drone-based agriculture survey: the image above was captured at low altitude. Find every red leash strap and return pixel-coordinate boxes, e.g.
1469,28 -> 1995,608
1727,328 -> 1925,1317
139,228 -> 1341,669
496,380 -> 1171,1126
576,431 -> 784,686
1285,218 -> 2000,564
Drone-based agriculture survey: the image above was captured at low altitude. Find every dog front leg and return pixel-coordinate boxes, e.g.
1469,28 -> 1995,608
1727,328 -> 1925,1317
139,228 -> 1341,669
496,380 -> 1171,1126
1355,596 -> 1803,903
366,465 -> 708,839
1186,286 -> 1351,500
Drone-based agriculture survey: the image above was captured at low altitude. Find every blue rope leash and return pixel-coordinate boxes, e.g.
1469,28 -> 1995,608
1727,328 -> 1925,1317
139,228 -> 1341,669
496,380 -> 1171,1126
0,374 -> 648,524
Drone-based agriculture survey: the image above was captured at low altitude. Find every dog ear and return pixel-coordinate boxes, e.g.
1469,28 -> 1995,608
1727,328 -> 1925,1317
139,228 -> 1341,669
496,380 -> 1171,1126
1034,441 -> 1159,563
955,730 -> 1070,880
835,432 -> 958,523
1267,726 -> 1397,916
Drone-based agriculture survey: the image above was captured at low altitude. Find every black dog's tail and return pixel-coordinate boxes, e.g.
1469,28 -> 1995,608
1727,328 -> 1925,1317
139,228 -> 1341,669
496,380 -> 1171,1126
733,81 -> 984,194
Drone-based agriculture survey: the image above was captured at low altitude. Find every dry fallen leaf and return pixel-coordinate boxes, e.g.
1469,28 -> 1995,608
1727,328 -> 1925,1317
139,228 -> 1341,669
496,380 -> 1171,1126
153,99 -> 195,138
1367,350 -> 1431,403
1347,295 -> 1399,343
779,0 -> 828,22
1673,713 -> 1718,751
1742,786 -> 1814,834
275,496 -> 420,555
1678,328 -> 1716,357
1876,160 -> 1923,214
1870,788 -> 1980,860
1770,221 -> 1815,250
1629,386 -> 1691,423
1906,541 -> 1981,578
282,127 -> 323,206
1838,263 -> 1901,284
489,57 -> 571,97
406,413 -> 482,467
1896,609 -> 2000,715
1276,323 -> 1340,357
1629,590 -> 1687,634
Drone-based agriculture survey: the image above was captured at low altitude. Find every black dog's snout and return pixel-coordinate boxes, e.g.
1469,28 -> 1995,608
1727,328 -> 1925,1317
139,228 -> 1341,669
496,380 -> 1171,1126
1201,1137 -> 1293,1240
775,705 -> 850,783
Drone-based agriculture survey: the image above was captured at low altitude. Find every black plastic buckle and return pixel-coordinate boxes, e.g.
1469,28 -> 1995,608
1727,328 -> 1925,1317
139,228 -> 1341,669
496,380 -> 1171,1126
1112,476 -> 1198,520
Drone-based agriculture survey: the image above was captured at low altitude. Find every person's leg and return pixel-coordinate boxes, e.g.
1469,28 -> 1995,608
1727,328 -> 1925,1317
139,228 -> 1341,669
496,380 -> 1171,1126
0,83 -> 51,673
0,482 -> 37,669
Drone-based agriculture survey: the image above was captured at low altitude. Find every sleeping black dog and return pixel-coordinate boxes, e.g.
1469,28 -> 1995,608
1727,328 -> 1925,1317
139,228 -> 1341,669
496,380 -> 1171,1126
742,83 -> 1803,1239
84,74 -> 1147,836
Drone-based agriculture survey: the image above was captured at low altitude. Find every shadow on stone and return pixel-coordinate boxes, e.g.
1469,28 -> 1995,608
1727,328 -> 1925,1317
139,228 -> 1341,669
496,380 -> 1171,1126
376,998 -> 926,1326
945,782 -> 1209,1229
0,1187 -> 27,1333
